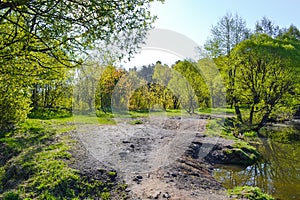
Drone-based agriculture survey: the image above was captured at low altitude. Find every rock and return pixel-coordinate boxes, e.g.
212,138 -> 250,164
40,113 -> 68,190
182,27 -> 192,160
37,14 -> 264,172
136,175 -> 143,179
125,188 -> 131,192
162,192 -> 171,198
171,172 -> 177,177
153,191 -> 161,199
132,177 -> 142,184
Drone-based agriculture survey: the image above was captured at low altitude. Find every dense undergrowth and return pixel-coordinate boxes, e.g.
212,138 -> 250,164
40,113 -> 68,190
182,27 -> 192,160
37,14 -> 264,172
0,117 -> 126,199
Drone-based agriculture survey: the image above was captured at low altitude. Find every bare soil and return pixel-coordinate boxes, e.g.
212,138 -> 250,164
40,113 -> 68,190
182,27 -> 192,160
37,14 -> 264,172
70,116 -> 233,199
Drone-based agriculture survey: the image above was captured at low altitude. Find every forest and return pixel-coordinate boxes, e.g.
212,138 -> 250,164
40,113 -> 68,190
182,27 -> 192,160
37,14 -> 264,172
0,1 -> 299,199
2,14 -> 300,134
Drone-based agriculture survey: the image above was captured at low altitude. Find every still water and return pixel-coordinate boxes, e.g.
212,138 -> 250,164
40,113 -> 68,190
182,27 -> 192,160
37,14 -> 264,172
213,126 -> 300,200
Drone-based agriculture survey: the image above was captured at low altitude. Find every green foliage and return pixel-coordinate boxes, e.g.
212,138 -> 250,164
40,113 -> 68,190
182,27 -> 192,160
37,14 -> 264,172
220,33 -> 300,131
0,0 -> 162,131
205,119 -> 224,137
0,75 -> 32,132
244,131 -> 258,138
0,0 -> 162,65
28,108 -> 72,120
169,60 -> 210,113
260,126 -> 300,143
197,58 -> 226,108
95,66 -> 125,113
108,171 -> 117,178
229,186 -> 274,200
3,191 -> 20,200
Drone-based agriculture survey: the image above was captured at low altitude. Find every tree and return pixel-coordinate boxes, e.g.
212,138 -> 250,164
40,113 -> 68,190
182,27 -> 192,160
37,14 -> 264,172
205,12 -> 250,57
137,64 -> 155,82
112,70 -> 147,112
168,60 -> 210,114
73,62 -> 105,113
168,70 -> 197,114
205,13 -> 250,108
152,62 -> 178,109
227,34 -> 300,131
197,58 -> 226,108
255,16 -> 280,38
279,24 -> 300,40
95,66 -> 125,113
0,0 -> 162,129
0,0 -> 163,65
0,72 -> 31,132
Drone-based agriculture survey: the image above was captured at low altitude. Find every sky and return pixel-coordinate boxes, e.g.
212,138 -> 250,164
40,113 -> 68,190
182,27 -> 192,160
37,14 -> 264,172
122,0 -> 300,68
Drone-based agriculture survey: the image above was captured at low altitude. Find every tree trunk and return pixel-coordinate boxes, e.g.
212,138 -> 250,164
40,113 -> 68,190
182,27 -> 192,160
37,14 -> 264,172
31,84 -> 39,110
249,104 -> 255,126
234,104 -> 243,123
255,112 -> 271,131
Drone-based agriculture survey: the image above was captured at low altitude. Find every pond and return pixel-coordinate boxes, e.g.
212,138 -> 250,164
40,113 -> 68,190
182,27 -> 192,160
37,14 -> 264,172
213,125 -> 300,200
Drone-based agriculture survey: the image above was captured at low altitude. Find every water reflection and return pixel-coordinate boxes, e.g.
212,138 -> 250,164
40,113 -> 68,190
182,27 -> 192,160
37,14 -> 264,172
213,127 -> 300,200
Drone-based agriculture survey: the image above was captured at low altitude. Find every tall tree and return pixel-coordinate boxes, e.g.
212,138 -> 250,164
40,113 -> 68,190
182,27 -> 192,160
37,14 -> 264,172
279,24 -> 300,40
205,12 -> 250,57
255,16 -> 280,38
152,63 -> 178,109
95,66 -> 125,113
226,34 -> 300,131
197,58 -> 226,108
168,60 -> 210,114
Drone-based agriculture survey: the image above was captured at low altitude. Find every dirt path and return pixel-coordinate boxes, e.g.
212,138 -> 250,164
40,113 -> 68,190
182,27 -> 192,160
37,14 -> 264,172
74,116 -> 231,199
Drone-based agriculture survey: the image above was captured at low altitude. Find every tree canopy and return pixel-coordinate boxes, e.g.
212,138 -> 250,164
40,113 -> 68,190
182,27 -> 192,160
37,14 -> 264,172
0,0 -> 163,130
0,0 -> 163,65
225,33 -> 300,131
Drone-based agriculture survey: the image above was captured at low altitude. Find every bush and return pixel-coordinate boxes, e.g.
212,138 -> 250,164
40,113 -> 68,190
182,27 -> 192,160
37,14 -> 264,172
0,77 -> 31,133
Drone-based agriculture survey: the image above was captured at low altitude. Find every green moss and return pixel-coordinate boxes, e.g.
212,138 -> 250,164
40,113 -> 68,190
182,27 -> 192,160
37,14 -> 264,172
128,119 -> 143,125
229,186 -> 274,200
108,171 -> 117,177
220,140 -> 260,166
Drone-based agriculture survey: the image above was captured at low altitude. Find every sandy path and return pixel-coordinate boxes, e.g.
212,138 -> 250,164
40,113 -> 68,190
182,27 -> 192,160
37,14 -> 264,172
75,117 -> 230,199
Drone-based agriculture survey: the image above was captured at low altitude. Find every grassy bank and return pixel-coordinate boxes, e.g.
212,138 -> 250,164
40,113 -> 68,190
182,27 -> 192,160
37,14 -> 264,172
0,117 -> 126,199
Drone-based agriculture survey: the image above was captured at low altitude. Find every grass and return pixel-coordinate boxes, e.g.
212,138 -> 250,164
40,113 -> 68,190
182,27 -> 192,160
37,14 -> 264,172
73,114 -> 116,125
198,107 -> 235,115
112,109 -> 192,119
0,118 -> 125,199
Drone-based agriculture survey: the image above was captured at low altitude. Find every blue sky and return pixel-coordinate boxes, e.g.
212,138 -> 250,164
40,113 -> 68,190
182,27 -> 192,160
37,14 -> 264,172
122,0 -> 300,68
151,0 -> 300,45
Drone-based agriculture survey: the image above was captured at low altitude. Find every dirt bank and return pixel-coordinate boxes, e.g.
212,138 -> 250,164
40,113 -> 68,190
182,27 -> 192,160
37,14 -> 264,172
71,116 -> 234,199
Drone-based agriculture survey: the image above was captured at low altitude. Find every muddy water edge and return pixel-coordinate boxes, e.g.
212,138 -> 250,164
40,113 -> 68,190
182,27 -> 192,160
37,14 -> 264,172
213,124 -> 300,200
